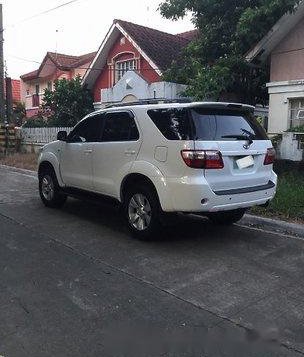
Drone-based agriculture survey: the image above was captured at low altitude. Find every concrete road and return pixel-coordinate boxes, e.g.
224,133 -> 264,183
0,165 -> 304,357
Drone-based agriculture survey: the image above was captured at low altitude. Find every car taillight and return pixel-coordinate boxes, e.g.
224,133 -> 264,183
181,150 -> 224,169
264,148 -> 276,165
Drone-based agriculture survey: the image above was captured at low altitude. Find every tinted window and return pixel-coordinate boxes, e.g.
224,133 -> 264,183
191,108 -> 268,141
102,112 -> 139,142
148,108 -> 267,141
68,114 -> 104,142
147,108 -> 192,140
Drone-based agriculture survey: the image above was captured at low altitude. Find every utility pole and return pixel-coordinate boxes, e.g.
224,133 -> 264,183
0,4 -> 5,123
5,76 -> 12,123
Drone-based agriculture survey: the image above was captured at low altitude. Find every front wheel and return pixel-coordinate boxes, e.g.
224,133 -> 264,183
39,168 -> 67,208
124,185 -> 162,240
208,208 -> 246,225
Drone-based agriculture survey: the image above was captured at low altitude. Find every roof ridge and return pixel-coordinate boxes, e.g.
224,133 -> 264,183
114,18 -> 182,39
47,51 -> 79,59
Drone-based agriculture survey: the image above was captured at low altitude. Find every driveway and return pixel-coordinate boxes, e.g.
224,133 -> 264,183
0,165 -> 304,356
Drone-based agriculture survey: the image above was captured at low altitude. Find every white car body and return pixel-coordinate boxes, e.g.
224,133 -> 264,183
39,102 -> 277,215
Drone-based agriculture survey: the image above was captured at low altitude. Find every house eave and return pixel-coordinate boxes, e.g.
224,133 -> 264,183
246,1 -> 304,64
82,22 -> 162,90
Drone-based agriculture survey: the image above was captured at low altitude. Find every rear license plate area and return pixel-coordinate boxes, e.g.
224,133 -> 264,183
235,155 -> 254,169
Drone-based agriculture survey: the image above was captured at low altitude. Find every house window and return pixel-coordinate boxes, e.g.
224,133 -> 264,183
289,98 -> 304,128
47,81 -> 52,91
35,84 -> 40,95
115,59 -> 136,83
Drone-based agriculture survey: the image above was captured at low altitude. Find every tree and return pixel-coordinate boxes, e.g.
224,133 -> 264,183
12,102 -> 26,126
159,0 -> 301,104
42,76 -> 94,127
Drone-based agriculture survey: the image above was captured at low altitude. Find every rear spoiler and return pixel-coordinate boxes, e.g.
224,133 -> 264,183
191,102 -> 255,113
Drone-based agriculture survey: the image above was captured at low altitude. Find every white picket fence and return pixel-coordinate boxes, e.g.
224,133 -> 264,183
21,127 -> 73,144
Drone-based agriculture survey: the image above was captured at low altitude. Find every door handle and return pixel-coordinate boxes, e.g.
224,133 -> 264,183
84,149 -> 93,154
125,150 -> 136,155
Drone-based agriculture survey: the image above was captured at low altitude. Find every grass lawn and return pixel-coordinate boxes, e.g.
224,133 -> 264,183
251,171 -> 304,223
0,152 -> 38,171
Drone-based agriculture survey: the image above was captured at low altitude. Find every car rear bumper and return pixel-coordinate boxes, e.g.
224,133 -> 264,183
163,172 -> 277,213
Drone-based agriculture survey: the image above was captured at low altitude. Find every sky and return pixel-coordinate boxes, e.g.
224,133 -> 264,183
1,0 -> 193,79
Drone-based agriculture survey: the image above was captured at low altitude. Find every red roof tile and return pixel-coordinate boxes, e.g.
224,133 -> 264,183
20,51 -> 97,81
115,19 -> 194,71
20,69 -> 39,81
177,29 -> 199,40
11,79 -> 21,102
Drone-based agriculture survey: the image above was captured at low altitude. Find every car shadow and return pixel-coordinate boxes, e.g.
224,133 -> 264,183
59,197 -> 239,244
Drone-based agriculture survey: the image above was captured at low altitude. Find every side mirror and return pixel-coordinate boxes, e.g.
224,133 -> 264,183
57,131 -> 67,141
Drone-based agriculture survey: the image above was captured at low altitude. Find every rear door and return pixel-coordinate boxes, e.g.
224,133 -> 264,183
60,115 -> 103,190
190,107 -> 273,192
92,111 -> 141,197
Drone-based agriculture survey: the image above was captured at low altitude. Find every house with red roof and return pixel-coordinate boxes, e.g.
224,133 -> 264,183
83,19 -> 197,109
10,79 -> 21,103
20,51 -> 96,117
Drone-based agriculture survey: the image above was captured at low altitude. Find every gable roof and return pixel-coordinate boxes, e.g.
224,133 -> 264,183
83,19 -> 196,89
246,1 -> 304,64
114,20 -> 194,70
20,51 -> 96,81
11,79 -> 21,102
4,78 -> 21,103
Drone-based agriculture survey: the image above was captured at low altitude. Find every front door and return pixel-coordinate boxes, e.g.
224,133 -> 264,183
60,115 -> 103,190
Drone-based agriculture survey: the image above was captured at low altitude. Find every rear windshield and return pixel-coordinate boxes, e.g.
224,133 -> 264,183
147,107 -> 268,141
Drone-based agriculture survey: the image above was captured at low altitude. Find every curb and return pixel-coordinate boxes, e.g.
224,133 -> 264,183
0,164 -> 36,176
240,214 -> 304,238
1,164 -> 304,239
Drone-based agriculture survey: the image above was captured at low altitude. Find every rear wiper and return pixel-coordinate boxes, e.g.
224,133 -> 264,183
221,134 -> 253,145
241,128 -> 255,139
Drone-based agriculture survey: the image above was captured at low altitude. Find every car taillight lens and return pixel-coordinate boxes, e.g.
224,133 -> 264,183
264,148 -> 276,165
181,150 -> 224,169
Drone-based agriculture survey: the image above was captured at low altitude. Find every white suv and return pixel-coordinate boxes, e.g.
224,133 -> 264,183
38,101 -> 277,239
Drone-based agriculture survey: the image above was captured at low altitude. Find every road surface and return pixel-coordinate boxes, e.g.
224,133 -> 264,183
0,165 -> 304,356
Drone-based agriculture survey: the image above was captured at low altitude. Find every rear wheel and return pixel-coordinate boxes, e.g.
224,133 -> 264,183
39,167 -> 67,208
124,184 -> 162,240
208,208 -> 246,225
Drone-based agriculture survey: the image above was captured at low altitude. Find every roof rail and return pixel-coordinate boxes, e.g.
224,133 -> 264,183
104,98 -> 192,109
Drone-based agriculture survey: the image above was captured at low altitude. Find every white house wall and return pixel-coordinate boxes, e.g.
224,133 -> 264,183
97,71 -> 187,108
267,80 -> 304,133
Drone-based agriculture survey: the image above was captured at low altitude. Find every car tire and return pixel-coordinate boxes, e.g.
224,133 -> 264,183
208,208 -> 246,225
39,167 -> 67,208
124,184 -> 162,240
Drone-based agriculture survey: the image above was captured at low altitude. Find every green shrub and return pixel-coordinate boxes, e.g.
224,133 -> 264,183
287,125 -> 304,133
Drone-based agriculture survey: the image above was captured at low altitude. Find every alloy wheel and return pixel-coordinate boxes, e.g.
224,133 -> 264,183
41,175 -> 55,201
128,193 -> 152,231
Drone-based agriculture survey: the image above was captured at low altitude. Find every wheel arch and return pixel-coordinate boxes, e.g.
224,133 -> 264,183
38,158 -> 63,187
120,171 -> 173,211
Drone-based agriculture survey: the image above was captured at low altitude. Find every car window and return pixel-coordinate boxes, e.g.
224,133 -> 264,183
148,108 -> 267,141
101,112 -> 139,142
147,108 -> 192,140
68,114 -> 104,142
191,108 -> 268,141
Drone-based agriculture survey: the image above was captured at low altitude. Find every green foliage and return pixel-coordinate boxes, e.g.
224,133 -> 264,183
12,102 -> 26,126
23,115 -> 48,128
270,134 -> 282,149
42,76 -> 94,127
252,171 -> 304,222
286,125 -> 304,132
159,0 -> 301,104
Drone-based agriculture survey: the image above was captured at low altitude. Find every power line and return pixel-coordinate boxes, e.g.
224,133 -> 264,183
8,54 -> 162,73
4,0 -> 84,30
